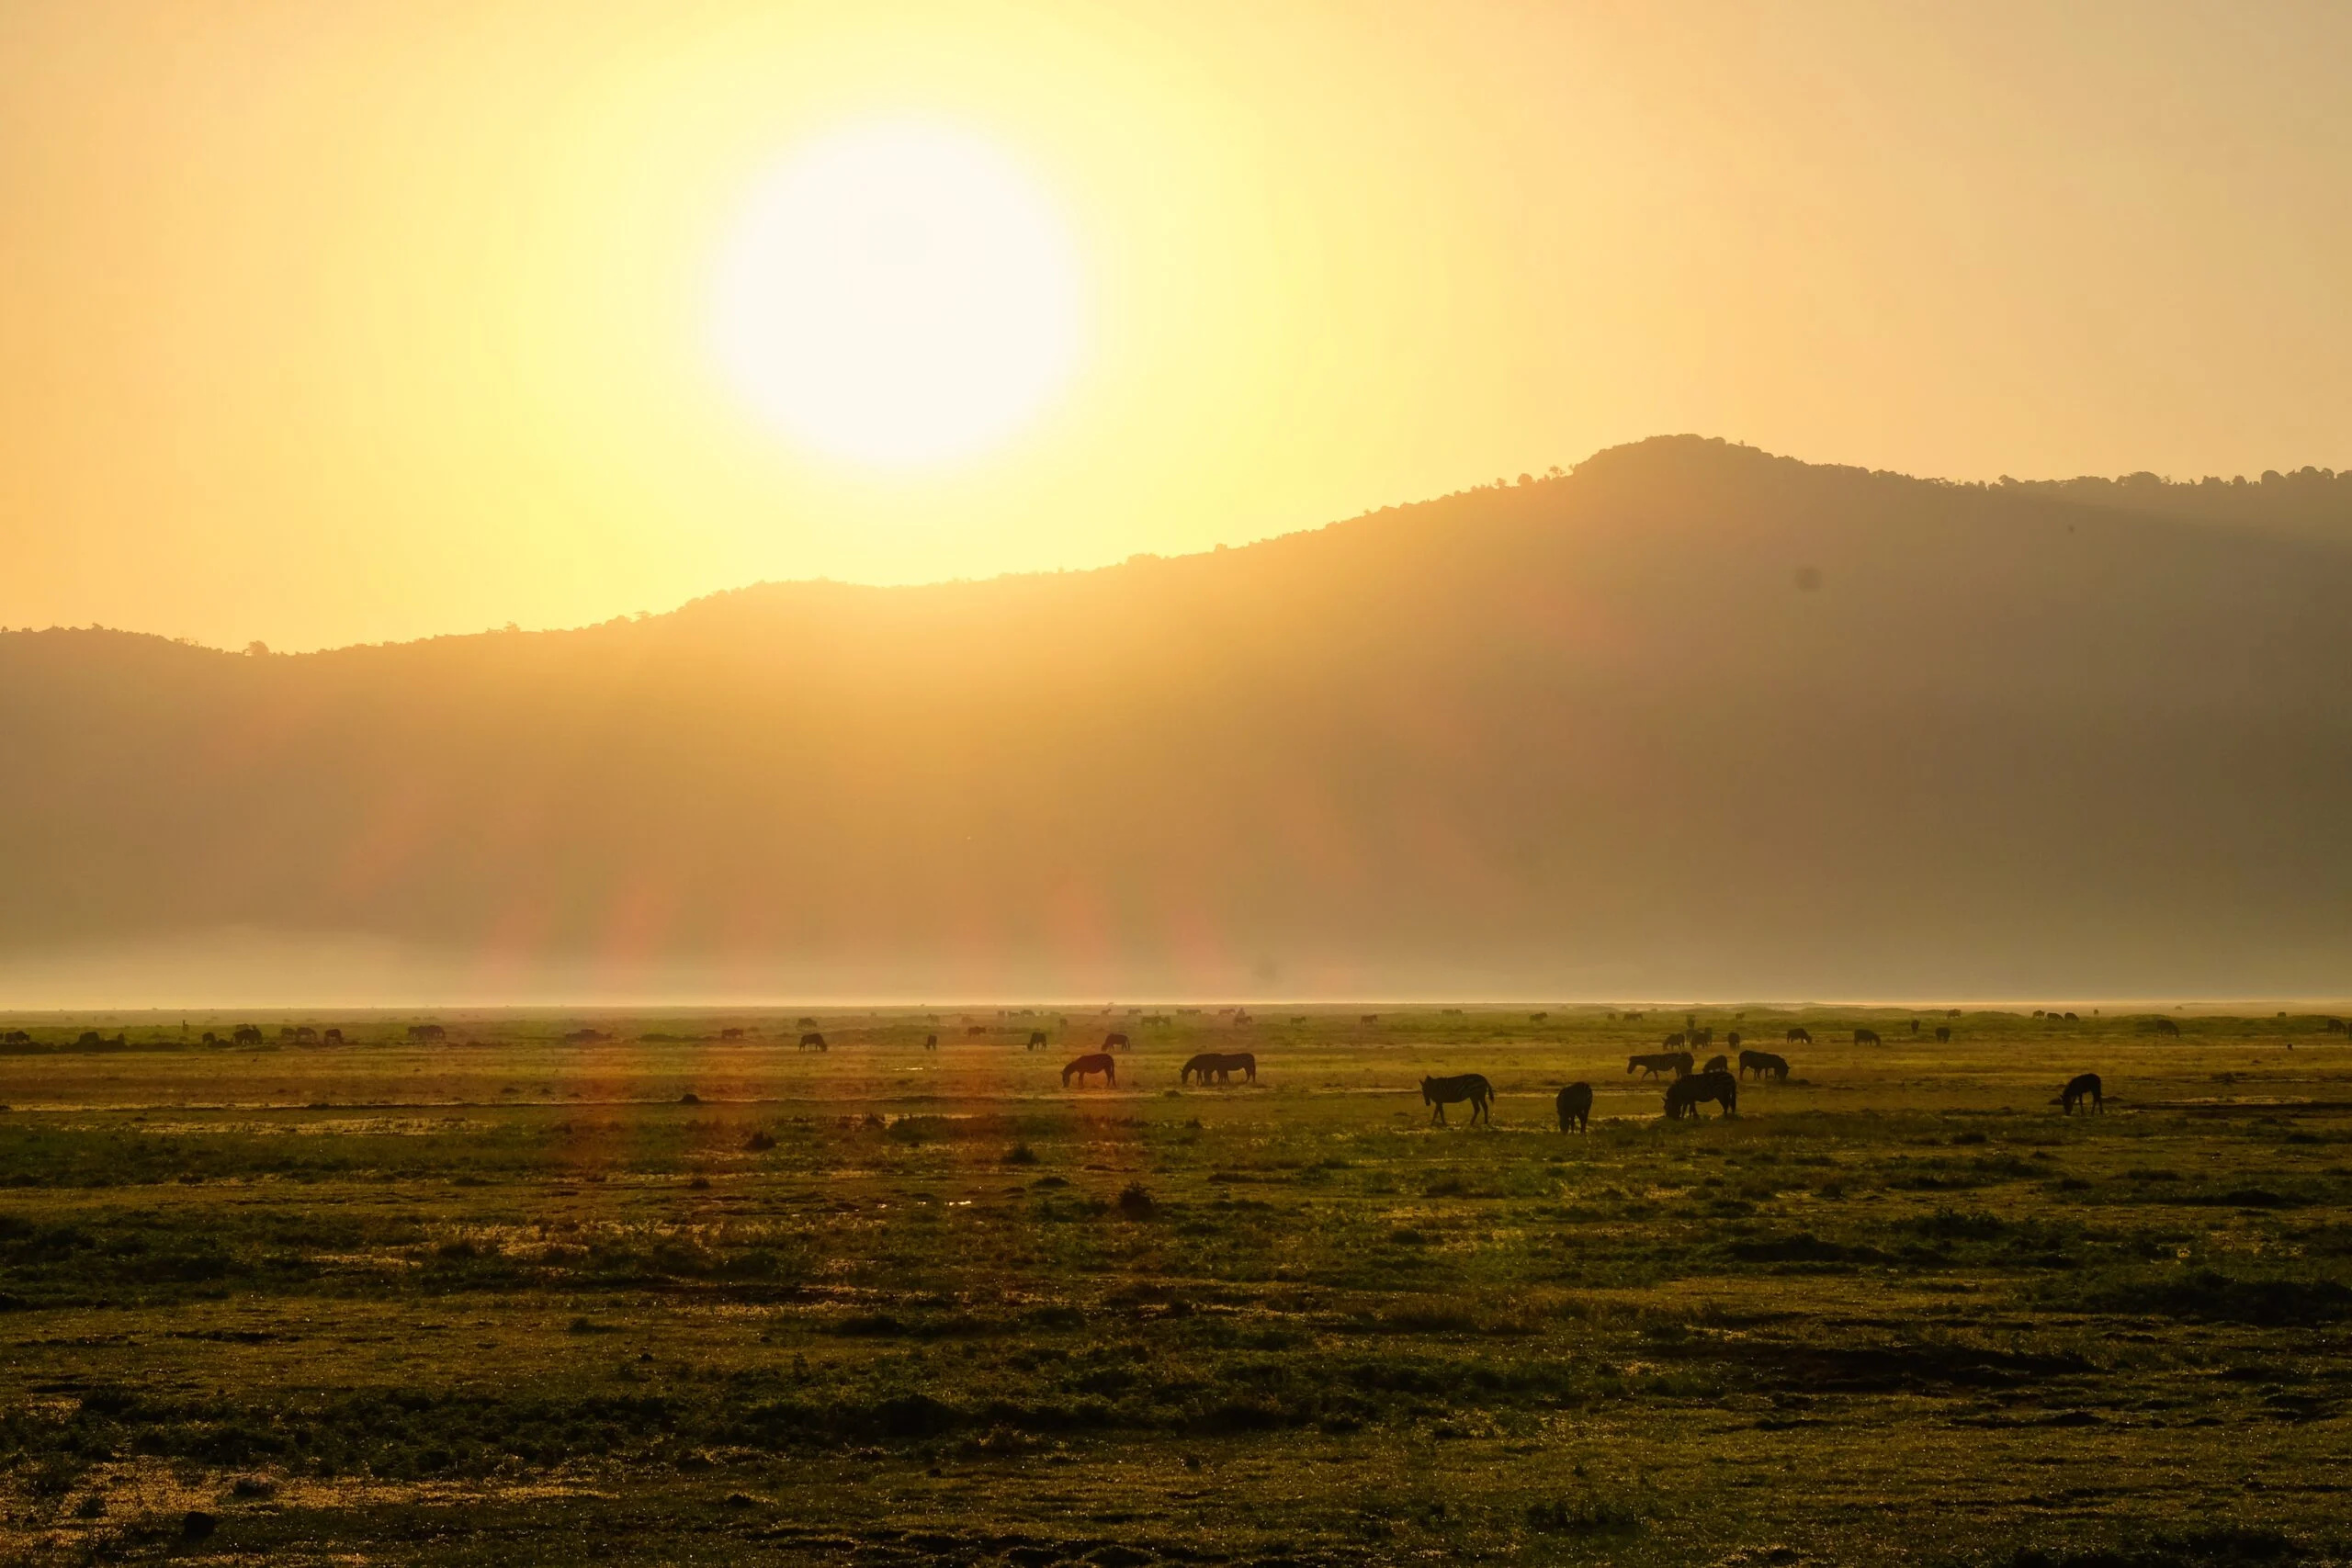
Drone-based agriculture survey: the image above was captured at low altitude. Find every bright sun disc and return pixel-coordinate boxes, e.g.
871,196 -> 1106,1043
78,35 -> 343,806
712,122 -> 1084,468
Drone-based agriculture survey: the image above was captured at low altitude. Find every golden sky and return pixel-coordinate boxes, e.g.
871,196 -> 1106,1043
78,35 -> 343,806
4,0 -> 2348,651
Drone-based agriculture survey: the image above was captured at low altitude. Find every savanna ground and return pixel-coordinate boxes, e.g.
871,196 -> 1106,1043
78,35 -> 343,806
2,1006 -> 2350,1568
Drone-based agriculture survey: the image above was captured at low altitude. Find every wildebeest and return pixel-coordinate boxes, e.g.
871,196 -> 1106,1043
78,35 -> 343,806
1661,1032 -> 1687,1050
797,1016 -> 818,1028
1102,1032 -> 1130,1052
1627,1051 -> 1693,1078
1737,1049 -> 1789,1081
1063,1053 -> 1117,1089
923,1033 -> 939,1051
967,1024 -> 987,1035
1853,1028 -> 1881,1046
1182,1051 -> 1258,1085
1725,1031 -> 1741,1051
1026,1031 -> 1048,1051
322,1028 -> 343,1045
2150,1017 -> 2182,1037
1702,1055 -> 1728,1074
2322,1018 -> 2345,1034
1421,1073 -> 1492,1125
233,1024 -> 265,1045
407,1023 -> 446,1042
798,1032 -> 827,1052
1665,1069 -> 1738,1120
1556,1082 -> 1593,1133
1786,1027 -> 1811,1044
1690,1028 -> 1713,1049
2057,1072 -> 2103,1114
1935,1026 -> 1952,1043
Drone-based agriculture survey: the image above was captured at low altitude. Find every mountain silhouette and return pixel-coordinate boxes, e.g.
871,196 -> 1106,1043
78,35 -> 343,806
6,435 -> 2350,1004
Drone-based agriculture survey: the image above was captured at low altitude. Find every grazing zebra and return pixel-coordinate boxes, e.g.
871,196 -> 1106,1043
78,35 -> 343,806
1062,1053 -> 1117,1089
1555,1082 -> 1593,1133
2057,1073 -> 2103,1114
1935,1026 -> 1952,1043
1026,1032 -> 1048,1051
1665,1070 -> 1738,1120
798,1032 -> 827,1053
1737,1049 -> 1789,1082
1627,1051 -> 1693,1078
1786,1027 -> 1811,1045
923,1033 -> 939,1051
1853,1028 -> 1882,1047
1702,1055 -> 1729,1075
1181,1051 -> 1257,1086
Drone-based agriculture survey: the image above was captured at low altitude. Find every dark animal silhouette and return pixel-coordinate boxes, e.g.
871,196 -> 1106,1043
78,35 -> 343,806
1661,1032 -> 1687,1050
407,1023 -> 445,1042
1026,1031 -> 1048,1051
1182,1051 -> 1257,1085
1627,1051 -> 1693,1078
2151,1017 -> 2182,1037
1063,1053 -> 1117,1088
1737,1049 -> 1789,1081
322,1028 -> 343,1044
1935,1025 -> 1951,1043
2321,1018 -> 2345,1034
1909,1019 -> 1920,1033
1556,1082 -> 1593,1133
1665,1069 -> 1738,1119
720,1026 -> 745,1040
798,1032 -> 827,1052
967,1024 -> 986,1035
1102,1032 -> 1130,1052
1690,1028 -> 1713,1049
232,1024 -> 265,1046
1853,1028 -> 1881,1046
1725,1031 -> 1741,1052
1786,1027 -> 1811,1044
1360,1014 -> 1379,1024
1421,1073 -> 1493,1125
2057,1072 -> 2103,1114
1530,1011 -> 1549,1022
1702,1054 -> 1728,1074
923,1032 -> 938,1051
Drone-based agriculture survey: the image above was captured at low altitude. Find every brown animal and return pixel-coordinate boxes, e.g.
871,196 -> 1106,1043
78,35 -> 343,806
1063,1053 -> 1117,1089
1665,1069 -> 1738,1120
407,1023 -> 446,1042
1026,1031 -> 1048,1051
1627,1051 -> 1693,1078
923,1033 -> 939,1051
2322,1018 -> 2346,1035
967,1024 -> 986,1035
322,1028 -> 344,1045
1737,1049 -> 1788,1081
1853,1028 -> 1881,1046
2150,1018 -> 2182,1037
232,1024 -> 265,1045
1935,1026 -> 1952,1043
1556,1082 -> 1593,1133
1661,1032 -> 1688,1050
1725,1031 -> 1742,1052
1181,1051 -> 1258,1085
798,1032 -> 827,1052
2057,1072 -> 2103,1114
1102,1032 -> 1130,1052
1786,1027 -> 1811,1045
1702,1055 -> 1728,1074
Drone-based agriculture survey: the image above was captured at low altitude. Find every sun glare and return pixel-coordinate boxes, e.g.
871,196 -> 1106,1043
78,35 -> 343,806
711,121 -> 1085,468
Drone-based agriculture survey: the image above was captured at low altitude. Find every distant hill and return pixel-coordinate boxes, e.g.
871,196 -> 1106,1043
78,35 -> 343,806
6,435 -> 2351,1005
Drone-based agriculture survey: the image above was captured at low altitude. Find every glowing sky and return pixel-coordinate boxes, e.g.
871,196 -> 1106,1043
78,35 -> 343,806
3,0 -> 2347,651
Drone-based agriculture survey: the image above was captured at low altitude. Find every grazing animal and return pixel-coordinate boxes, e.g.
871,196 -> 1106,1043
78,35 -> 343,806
1360,1014 -> 1380,1024
923,1033 -> 938,1051
1530,1011 -> 1549,1023
798,1032 -> 827,1052
1786,1027 -> 1811,1045
1421,1073 -> 1493,1125
1853,1028 -> 1881,1046
1627,1051 -> 1694,1078
2322,1018 -> 2346,1035
1702,1055 -> 1728,1074
407,1023 -> 446,1043
967,1024 -> 987,1035
2057,1072 -> 2104,1114
1661,1032 -> 1687,1050
1556,1082 -> 1593,1133
232,1024 -> 266,1046
1665,1069 -> 1738,1120
322,1028 -> 343,1045
1725,1031 -> 1742,1051
1063,1053 -> 1117,1089
1737,1049 -> 1789,1082
1690,1028 -> 1714,1049
797,1016 -> 818,1029
1026,1031 -> 1048,1051
1624,1010 -> 1645,1021
1182,1051 -> 1258,1085
1102,1032 -> 1130,1052
1935,1026 -> 1952,1043
2151,1018 -> 2182,1037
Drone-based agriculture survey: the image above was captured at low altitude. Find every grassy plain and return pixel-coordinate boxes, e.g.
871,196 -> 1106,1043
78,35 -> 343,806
2,1007 -> 2349,1567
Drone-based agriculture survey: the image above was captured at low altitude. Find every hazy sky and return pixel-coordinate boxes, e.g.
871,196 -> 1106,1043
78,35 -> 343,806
4,0 -> 2348,651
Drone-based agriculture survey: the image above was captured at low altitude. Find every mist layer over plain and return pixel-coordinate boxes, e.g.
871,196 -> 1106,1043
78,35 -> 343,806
6,437 -> 2350,1007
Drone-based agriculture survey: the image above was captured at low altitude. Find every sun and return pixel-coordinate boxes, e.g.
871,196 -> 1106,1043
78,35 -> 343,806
710,121 -> 1085,468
